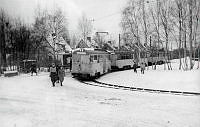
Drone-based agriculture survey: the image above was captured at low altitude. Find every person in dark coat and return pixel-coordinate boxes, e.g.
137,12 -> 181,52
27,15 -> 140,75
30,64 -> 37,76
140,62 -> 145,74
133,62 -> 137,73
56,65 -> 60,83
58,66 -> 65,86
69,58 -> 72,72
49,63 -> 58,87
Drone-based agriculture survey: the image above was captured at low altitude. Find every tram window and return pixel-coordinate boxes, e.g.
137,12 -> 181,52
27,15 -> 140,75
108,55 -> 111,60
90,55 -> 93,62
128,54 -> 131,59
94,55 -> 97,60
117,55 -> 121,60
97,55 -> 100,63
98,55 -> 102,62
122,55 -> 124,59
124,55 -> 126,59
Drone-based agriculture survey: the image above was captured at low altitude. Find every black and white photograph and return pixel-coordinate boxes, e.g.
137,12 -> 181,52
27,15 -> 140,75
0,0 -> 200,126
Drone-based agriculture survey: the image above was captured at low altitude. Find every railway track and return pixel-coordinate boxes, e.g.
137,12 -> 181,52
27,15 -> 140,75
80,80 -> 200,96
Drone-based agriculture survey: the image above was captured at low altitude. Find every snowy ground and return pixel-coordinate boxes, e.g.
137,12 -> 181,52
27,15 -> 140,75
98,59 -> 200,93
0,59 -> 200,127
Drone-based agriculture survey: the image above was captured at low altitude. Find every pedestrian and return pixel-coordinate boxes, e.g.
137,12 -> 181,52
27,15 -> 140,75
58,66 -> 65,86
140,62 -> 145,74
49,63 -> 58,87
30,63 -> 37,76
56,65 -> 60,83
69,57 -> 72,72
133,62 -> 137,73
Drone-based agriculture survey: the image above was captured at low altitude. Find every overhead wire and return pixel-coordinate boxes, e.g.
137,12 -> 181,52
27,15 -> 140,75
92,11 -> 122,22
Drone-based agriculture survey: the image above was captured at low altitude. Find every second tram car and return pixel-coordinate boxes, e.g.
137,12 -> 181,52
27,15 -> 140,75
111,50 -> 135,69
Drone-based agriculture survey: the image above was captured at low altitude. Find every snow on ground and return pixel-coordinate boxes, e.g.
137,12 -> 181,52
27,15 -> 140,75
98,59 -> 200,93
0,59 -> 200,127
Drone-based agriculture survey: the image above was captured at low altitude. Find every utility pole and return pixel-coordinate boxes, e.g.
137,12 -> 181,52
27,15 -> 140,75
154,0 -> 160,70
150,36 -> 153,69
189,0 -> 193,69
142,0 -> 148,46
119,34 -> 121,50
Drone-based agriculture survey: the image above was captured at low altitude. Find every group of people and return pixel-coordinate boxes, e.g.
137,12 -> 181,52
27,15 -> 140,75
49,63 -> 65,87
133,62 -> 146,74
30,63 -> 65,87
33,61 -> 145,87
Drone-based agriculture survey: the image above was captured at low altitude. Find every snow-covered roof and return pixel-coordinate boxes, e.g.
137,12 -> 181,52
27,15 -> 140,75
72,48 -> 95,53
76,40 -> 90,48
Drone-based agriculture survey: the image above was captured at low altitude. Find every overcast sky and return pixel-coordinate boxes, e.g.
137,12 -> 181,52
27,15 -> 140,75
0,0 -> 127,39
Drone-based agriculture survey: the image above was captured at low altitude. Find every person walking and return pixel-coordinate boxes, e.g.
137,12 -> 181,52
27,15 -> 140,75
140,62 -> 145,74
133,62 -> 137,73
56,65 -> 60,83
69,58 -> 72,72
49,63 -> 58,87
58,66 -> 65,86
30,63 -> 37,76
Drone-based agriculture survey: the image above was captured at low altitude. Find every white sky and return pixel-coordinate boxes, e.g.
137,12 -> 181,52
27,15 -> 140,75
0,0 -> 127,39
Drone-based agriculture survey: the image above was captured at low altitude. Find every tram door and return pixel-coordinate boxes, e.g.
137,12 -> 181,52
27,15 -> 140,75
102,55 -> 107,73
72,54 -> 81,72
63,54 -> 71,69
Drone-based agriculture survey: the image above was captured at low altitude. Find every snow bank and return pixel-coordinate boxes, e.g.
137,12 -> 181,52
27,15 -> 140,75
98,59 -> 200,92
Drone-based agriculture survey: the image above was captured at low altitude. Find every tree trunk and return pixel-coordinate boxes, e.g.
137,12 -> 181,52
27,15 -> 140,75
198,48 -> 200,69
188,0 -> 193,70
178,2 -> 182,70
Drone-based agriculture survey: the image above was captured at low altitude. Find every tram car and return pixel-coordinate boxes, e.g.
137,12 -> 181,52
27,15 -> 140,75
71,48 -> 166,79
71,48 -> 111,78
110,50 -> 135,69
147,51 -> 166,65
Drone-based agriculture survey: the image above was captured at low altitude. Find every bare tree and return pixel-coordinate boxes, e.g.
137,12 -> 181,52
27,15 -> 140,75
160,0 -> 173,70
0,9 -> 8,72
149,0 -> 161,70
188,0 -> 194,69
192,0 -> 200,69
121,0 -> 142,61
32,6 -> 69,62
121,0 -> 199,71
70,32 -> 78,49
78,14 -> 93,43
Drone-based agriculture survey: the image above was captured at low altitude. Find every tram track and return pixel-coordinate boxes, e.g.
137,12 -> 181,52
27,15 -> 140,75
80,80 -> 200,96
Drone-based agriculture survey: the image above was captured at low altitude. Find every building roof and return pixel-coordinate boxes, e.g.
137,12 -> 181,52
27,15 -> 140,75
102,43 -> 116,51
76,40 -> 90,48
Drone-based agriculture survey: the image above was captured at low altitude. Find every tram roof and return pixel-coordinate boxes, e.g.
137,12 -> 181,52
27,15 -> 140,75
73,48 -> 109,55
22,59 -> 37,62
